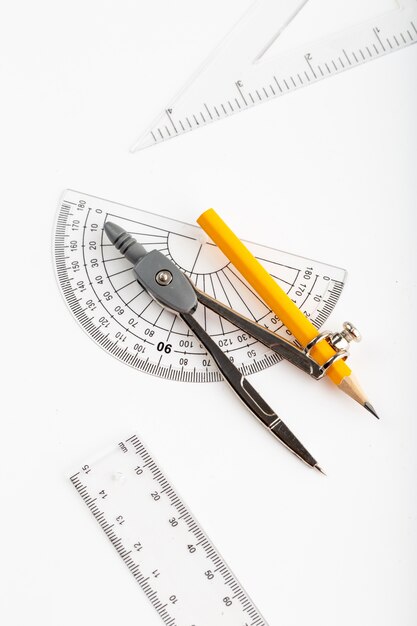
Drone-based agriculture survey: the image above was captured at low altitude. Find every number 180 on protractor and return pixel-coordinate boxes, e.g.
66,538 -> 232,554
54,190 -> 346,382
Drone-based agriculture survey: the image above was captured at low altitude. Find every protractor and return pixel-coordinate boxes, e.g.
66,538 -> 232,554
54,189 -> 346,382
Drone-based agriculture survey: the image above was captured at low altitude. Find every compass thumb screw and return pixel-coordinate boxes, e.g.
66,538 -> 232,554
342,322 -> 361,343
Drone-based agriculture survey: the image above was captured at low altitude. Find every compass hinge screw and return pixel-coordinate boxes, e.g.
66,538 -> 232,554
155,270 -> 173,286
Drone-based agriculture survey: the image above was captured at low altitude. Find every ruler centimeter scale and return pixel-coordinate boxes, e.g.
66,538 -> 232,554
70,433 -> 269,625
132,0 -> 417,150
54,189 -> 346,382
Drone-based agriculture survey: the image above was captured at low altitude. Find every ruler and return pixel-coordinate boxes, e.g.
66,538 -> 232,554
54,189 -> 346,382
132,0 -> 417,151
70,433 -> 268,626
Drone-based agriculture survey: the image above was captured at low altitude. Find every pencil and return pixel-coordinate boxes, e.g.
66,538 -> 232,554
197,209 -> 378,418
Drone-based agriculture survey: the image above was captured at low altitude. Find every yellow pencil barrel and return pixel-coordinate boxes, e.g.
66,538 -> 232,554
197,209 -> 351,385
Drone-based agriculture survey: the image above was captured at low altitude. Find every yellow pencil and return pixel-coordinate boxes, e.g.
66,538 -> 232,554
197,209 -> 378,418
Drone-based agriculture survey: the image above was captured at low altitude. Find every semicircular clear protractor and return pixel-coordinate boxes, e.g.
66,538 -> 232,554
54,189 -> 346,382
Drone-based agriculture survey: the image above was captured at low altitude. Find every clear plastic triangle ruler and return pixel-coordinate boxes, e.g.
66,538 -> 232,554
54,189 -> 346,382
70,433 -> 269,625
132,0 -> 417,151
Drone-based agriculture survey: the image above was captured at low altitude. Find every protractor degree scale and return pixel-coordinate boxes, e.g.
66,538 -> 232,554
54,189 -> 346,382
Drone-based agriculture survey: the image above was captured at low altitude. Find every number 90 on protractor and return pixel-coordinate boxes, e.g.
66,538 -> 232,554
54,189 -> 346,382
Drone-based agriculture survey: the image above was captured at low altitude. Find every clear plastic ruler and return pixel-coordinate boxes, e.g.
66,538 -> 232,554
54,189 -> 346,382
132,0 -> 417,150
70,433 -> 268,625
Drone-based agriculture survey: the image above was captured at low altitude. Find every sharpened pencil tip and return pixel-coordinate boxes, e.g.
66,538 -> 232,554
364,402 -> 379,419
315,464 -> 327,476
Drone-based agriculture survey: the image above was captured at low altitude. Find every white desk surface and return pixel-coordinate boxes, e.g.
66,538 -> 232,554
1,2 -> 416,624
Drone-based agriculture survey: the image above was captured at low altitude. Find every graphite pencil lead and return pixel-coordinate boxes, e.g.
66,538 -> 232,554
315,464 -> 327,476
364,402 -> 380,420
338,374 -> 379,419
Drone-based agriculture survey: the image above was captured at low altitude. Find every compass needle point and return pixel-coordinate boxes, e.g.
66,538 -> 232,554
88,210 -> 325,468
112,217 -> 320,467
55,191 -> 356,469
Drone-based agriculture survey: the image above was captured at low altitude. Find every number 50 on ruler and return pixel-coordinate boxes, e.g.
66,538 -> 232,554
70,434 -> 269,625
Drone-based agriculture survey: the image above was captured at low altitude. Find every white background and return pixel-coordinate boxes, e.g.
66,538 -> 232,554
1,1 -> 416,625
